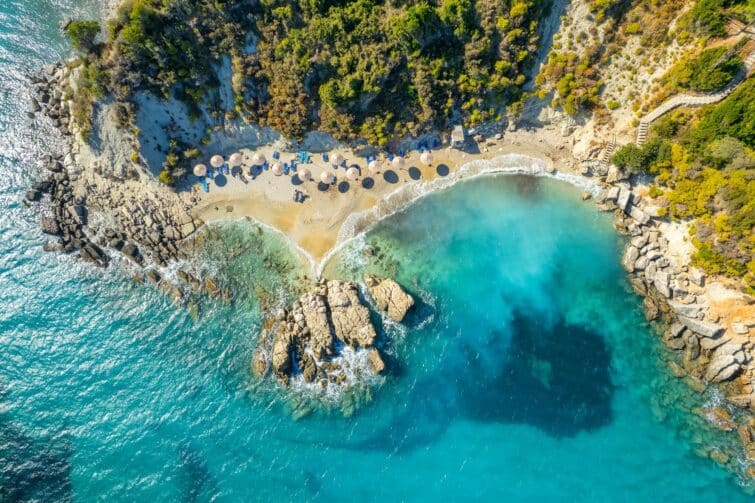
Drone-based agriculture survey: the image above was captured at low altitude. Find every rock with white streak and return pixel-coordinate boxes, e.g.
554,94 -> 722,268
616,187 -> 632,212
327,280 -> 376,347
653,271 -> 672,298
667,300 -> 705,318
628,205 -> 650,225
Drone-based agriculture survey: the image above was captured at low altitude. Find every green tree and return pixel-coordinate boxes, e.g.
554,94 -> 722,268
65,20 -> 101,52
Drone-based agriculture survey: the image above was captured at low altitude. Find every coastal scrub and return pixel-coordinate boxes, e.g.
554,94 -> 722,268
611,79 -> 755,291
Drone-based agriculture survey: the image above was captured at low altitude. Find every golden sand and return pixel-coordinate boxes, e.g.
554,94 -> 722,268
191,130 -> 567,262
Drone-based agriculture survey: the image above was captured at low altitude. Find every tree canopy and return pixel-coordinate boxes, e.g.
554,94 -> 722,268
65,20 -> 101,53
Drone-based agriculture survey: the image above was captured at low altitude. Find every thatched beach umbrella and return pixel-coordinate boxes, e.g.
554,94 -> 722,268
331,153 -> 344,166
271,162 -> 284,176
391,156 -> 405,170
346,167 -> 359,180
320,170 -> 336,184
251,152 -> 266,166
420,151 -> 433,165
298,166 -> 312,181
193,164 -> 207,177
210,155 -> 224,168
229,152 -> 243,167
368,160 -> 380,173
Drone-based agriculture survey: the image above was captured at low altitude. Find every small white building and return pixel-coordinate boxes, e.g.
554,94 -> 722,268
450,125 -> 466,148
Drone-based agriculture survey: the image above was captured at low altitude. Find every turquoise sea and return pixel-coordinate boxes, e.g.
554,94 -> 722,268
0,1 -> 751,501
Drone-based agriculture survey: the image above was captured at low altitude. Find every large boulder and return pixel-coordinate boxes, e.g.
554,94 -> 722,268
327,280 -> 376,347
678,315 -> 723,339
364,275 -> 414,322
705,340 -> 746,383
623,245 -> 639,271
299,290 -> 335,359
271,327 -> 293,379
368,348 -> 385,374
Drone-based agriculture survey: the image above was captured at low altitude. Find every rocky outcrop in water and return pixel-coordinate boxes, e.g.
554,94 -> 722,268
364,275 -> 415,322
253,279 -> 413,395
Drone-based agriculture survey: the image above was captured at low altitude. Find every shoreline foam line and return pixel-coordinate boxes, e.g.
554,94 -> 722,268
203,153 -> 603,279
315,153 -> 602,278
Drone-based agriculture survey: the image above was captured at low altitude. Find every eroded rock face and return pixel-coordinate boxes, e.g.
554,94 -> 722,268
253,278 -> 410,391
327,280 -> 376,347
271,326 -> 294,380
705,340 -> 746,383
364,275 -> 415,322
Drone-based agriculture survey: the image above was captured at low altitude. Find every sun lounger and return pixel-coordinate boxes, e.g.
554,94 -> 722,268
273,151 -> 280,160
201,178 -> 209,192
322,154 -> 328,162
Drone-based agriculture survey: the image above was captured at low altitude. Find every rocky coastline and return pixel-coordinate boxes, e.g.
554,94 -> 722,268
23,47 -> 754,479
589,170 -> 755,474
24,61 -> 231,307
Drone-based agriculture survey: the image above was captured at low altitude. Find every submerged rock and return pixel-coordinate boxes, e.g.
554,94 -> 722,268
364,274 -> 415,322
251,348 -> 269,377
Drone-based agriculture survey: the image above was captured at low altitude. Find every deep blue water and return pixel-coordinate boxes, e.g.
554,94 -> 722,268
0,2 -> 751,501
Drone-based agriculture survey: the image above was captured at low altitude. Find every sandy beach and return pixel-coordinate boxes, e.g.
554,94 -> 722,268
190,128 -> 578,264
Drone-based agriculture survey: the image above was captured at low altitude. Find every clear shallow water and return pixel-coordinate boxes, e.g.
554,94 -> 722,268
0,2 -> 750,501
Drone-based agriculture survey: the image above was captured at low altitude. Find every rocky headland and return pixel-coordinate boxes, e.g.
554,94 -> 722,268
595,178 -> 755,471
24,62 -> 233,307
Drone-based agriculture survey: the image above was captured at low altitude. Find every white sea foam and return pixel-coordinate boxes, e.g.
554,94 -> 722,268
288,345 -> 384,402
317,153 -> 602,278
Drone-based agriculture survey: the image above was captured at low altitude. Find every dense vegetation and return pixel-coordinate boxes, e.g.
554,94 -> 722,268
536,45 -> 603,116
681,0 -> 755,37
612,78 -> 755,291
663,45 -> 743,93
65,20 -> 102,52
71,0 -> 551,147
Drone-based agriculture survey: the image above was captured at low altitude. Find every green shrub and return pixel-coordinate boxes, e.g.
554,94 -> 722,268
65,20 -> 101,52
158,169 -> 174,184
663,46 -> 743,93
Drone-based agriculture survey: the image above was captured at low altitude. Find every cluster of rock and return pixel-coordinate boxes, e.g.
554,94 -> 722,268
596,184 -> 752,389
25,62 -> 223,304
252,276 -> 413,394
27,63 -> 73,135
26,153 -> 108,268
589,172 -> 755,468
